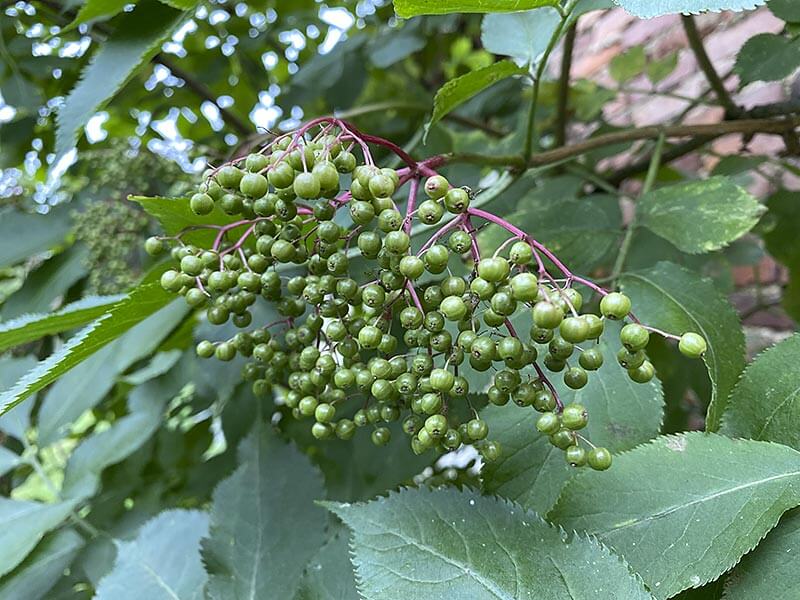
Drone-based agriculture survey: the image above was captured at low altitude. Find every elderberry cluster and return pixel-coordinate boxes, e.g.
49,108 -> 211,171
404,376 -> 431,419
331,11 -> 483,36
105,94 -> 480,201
146,118 -> 708,471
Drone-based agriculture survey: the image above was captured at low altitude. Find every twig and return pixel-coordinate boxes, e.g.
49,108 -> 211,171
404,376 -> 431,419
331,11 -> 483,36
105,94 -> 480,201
555,22 -> 578,148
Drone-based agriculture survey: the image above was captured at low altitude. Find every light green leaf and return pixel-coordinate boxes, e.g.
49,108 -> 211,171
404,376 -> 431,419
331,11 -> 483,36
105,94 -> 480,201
610,46 -> 647,83
481,8 -> 561,66
294,527 -> 359,600
427,61 -> 525,137
55,0 -> 186,163
0,528 -> 84,600
36,299 -> 187,446
63,0 -> 135,32
0,208 -> 71,269
0,498 -> 78,578
0,357 -> 37,441
482,320 -> 664,514
130,195 -> 243,247
158,0 -> 198,8
327,486 -> 653,599
614,0 -> 766,19
620,262 -> 745,431
0,446 -> 20,477
721,334 -> 800,450
61,378 -> 175,500
722,508 -> 800,600
770,0 -> 800,22
202,423 -> 326,600
95,509 -> 209,600
735,33 -> 800,85
368,26 -> 425,68
394,0 -> 558,17
0,295 -> 123,354
121,350 -> 182,385
1,245 -> 89,320
0,283 -> 178,417
646,51 -> 679,83
638,177 -> 765,254
549,433 -> 800,599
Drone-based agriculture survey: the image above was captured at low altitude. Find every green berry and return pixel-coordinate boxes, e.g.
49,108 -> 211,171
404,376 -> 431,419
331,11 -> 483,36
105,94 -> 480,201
190,192 -> 214,215
679,332 -> 707,358
533,302 -> 564,329
628,360 -> 655,383
588,447 -> 612,470
566,445 -> 587,467
239,172 -> 268,198
561,403 -> 588,430
536,412 -> 561,435
600,292 -> 631,320
620,323 -> 650,351
564,366 -> 588,390
293,172 -> 321,198
510,273 -> 539,302
578,347 -> 604,370
424,175 -> 449,199
145,236 -> 164,256
560,316 -> 589,343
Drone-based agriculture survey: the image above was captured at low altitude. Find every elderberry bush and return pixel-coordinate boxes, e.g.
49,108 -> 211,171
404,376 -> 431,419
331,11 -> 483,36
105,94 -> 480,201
148,117 -> 708,470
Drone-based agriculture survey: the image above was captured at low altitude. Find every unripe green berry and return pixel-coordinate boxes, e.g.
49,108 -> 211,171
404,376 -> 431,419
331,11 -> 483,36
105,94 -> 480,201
600,292 -> 631,320
679,332 -> 707,358
588,447 -> 613,470
561,403 -> 588,430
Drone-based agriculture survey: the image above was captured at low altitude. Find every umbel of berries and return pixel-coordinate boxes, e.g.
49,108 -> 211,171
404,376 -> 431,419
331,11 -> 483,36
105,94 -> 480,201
146,116 -> 707,472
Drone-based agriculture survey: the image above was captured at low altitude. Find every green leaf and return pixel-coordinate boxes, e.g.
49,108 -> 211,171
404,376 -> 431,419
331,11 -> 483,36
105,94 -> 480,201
294,527 -> 359,600
63,0 -> 135,32
368,26 -> 425,68
0,498 -> 78,578
394,0 -> 558,17
0,282 -> 178,418
720,334 -> 800,450
614,0 -> 766,19
735,33 -> 800,85
120,350 -> 182,385
480,8 -> 561,66
480,195 -> 621,273
158,0 -> 198,8
0,295 -> 123,354
0,528 -> 84,600
620,262 -> 745,431
95,509 -> 209,600
610,46 -> 647,83
549,433 -> 800,599
0,447 -> 20,477
0,357 -> 37,441
770,0 -> 800,22
61,378 -> 176,500
55,0 -> 186,163
482,320 -> 664,514
646,51 -> 679,83
203,423 -> 326,600
638,177 -> 765,254
722,508 -> 800,600
1,245 -> 89,320
763,190 -> 800,320
327,486 -> 653,599
130,195 -> 243,247
427,61 -> 525,138
0,208 -> 71,269
36,299 -> 187,446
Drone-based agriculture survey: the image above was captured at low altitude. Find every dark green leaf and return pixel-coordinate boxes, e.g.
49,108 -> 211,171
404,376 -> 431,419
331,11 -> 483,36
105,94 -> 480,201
0,208 -> 71,269
203,422 -> 326,600
480,8 -> 561,65
55,0 -> 186,163
61,377 -> 176,500
94,509 -> 209,600
394,0 -> 558,17
0,295 -> 123,354
620,262 -> 745,431
549,432 -> 800,599
638,177 -> 764,254
735,33 -> 800,85
723,508 -> 800,600
36,299 -> 186,445
763,190 -> 800,320
0,499 -> 79,578
482,320 -> 664,513
294,526 -> 359,600
1,245 -> 88,320
0,357 -> 37,441
368,27 -> 425,68
327,486 -> 653,599
0,283 -> 179,417
0,529 -> 84,600
615,0 -> 766,19
721,334 -> 800,450
770,0 -> 800,22
427,61 -> 525,136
